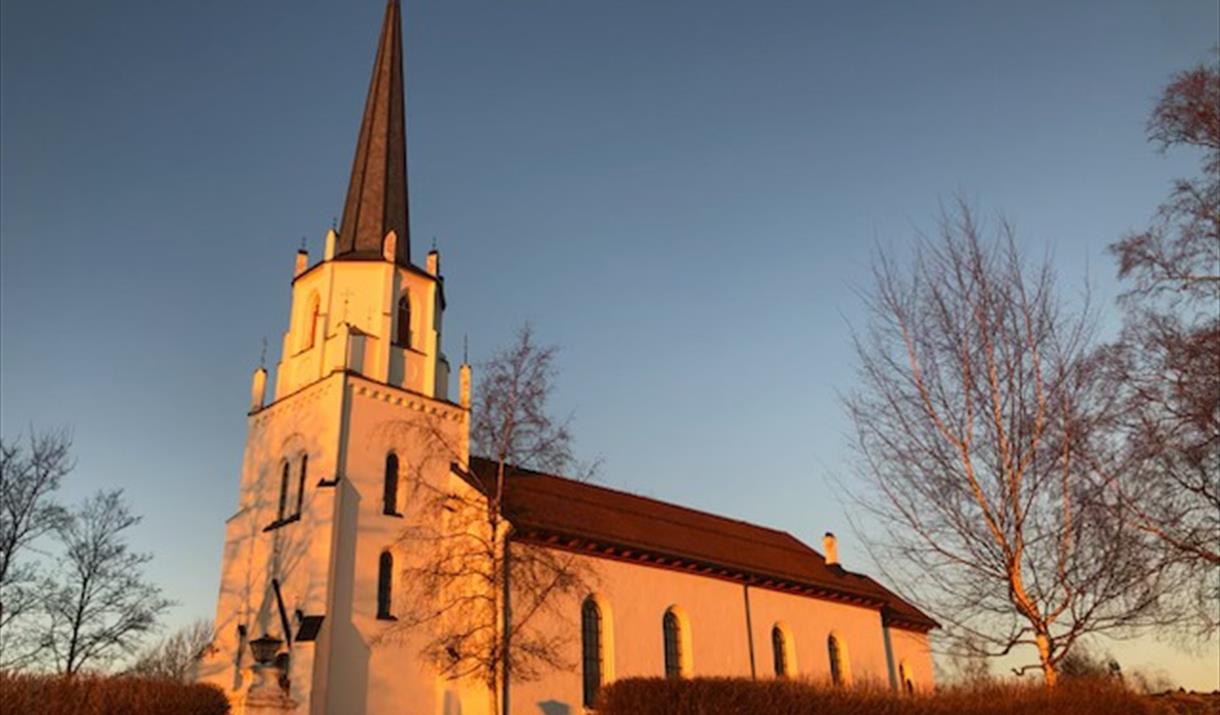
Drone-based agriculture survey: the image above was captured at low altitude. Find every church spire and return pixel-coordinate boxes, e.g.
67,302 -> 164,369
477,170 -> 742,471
337,0 -> 410,265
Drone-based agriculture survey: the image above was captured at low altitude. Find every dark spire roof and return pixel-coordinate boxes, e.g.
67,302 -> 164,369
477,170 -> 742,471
336,0 -> 410,265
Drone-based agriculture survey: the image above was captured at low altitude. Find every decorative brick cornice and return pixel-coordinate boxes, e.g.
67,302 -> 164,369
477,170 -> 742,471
250,377 -> 337,427
351,380 -> 466,424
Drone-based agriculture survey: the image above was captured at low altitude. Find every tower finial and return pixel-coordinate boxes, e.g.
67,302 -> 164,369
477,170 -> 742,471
335,0 -> 410,265
259,337 -> 268,369
463,333 -> 469,364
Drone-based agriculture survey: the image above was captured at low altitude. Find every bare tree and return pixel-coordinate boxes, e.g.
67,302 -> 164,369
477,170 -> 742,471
384,325 -> 594,715
0,428 -> 72,668
846,205 -> 1179,685
1102,55 -> 1219,630
42,490 -> 172,675
127,618 -> 214,681
940,637 -> 993,686
1056,644 -> 1122,682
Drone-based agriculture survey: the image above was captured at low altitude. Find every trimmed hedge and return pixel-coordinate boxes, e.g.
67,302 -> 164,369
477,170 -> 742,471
596,677 -> 1196,715
0,672 -> 229,715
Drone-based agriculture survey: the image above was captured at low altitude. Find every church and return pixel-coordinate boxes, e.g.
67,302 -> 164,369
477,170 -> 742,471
197,3 -> 936,713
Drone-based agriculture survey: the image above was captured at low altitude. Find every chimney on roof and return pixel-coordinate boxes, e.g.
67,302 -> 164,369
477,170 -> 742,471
823,532 -> 839,566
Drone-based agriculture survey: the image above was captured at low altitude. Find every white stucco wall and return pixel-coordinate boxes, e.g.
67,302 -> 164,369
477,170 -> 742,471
507,548 -> 933,715
198,374 -> 345,710
326,375 -> 473,715
889,626 -> 935,694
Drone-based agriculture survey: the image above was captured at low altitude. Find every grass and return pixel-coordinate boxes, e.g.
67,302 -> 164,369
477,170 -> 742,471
0,671 -> 229,715
596,677 -> 1220,715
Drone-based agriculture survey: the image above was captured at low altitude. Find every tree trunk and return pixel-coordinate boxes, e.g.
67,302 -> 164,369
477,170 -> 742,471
1036,633 -> 1057,686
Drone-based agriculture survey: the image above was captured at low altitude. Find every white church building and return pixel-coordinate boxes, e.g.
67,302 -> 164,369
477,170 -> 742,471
197,3 -> 936,713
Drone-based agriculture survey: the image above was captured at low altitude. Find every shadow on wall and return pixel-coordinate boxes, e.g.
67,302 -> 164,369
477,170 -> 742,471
197,426 -> 329,697
537,700 -> 572,715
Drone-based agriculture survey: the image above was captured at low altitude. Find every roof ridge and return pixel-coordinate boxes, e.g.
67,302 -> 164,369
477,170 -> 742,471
472,457 -> 823,558
516,479 -> 820,558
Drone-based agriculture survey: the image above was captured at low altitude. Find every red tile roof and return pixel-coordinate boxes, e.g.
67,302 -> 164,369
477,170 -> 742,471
466,457 -> 937,632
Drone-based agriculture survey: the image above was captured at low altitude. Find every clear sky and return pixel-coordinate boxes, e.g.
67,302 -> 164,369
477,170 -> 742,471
2,0 -> 1216,689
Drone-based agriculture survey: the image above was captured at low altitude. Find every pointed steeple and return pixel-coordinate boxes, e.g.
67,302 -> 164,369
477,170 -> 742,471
337,0 -> 410,265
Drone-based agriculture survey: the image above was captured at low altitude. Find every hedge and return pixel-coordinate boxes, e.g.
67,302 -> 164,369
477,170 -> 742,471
0,672 -> 229,715
595,677 -> 1201,715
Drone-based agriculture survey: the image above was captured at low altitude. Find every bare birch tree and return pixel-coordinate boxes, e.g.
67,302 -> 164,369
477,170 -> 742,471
127,618 -> 215,681
384,325 -> 593,715
846,205 -> 1179,685
1101,56 -> 1219,631
0,428 -> 72,668
42,490 -> 172,675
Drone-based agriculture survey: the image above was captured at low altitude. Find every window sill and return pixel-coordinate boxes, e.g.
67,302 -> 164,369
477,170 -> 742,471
263,514 -> 301,532
383,510 -> 404,518
376,613 -> 398,622
394,343 -> 427,357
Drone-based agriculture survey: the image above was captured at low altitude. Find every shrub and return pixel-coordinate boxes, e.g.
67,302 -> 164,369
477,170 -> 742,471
0,672 -> 229,715
596,677 -> 1200,715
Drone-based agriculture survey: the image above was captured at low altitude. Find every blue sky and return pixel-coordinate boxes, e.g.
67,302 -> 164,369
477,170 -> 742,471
2,0 -> 1216,687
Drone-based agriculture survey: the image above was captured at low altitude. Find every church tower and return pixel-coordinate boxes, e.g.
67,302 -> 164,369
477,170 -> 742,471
199,3 -> 476,712
274,0 -> 447,402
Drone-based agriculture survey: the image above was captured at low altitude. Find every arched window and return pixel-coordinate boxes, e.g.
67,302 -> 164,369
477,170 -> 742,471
828,634 -> 847,686
295,455 -> 308,516
383,452 -> 399,515
662,609 -> 684,679
277,462 -> 290,521
377,551 -> 394,619
899,660 -> 914,694
395,295 -> 411,348
581,598 -> 603,707
772,625 -> 789,677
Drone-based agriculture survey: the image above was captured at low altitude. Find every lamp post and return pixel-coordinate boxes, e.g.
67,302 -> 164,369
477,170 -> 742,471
245,633 -> 287,703
249,634 -> 283,666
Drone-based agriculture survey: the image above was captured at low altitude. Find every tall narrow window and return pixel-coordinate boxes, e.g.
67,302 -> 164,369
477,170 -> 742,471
828,634 -> 845,686
772,626 -> 789,677
395,295 -> 411,348
581,598 -> 603,707
277,462 -> 290,521
662,609 -> 683,679
377,551 -> 394,619
295,455 -> 308,516
899,661 -> 914,694
383,452 -> 399,515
